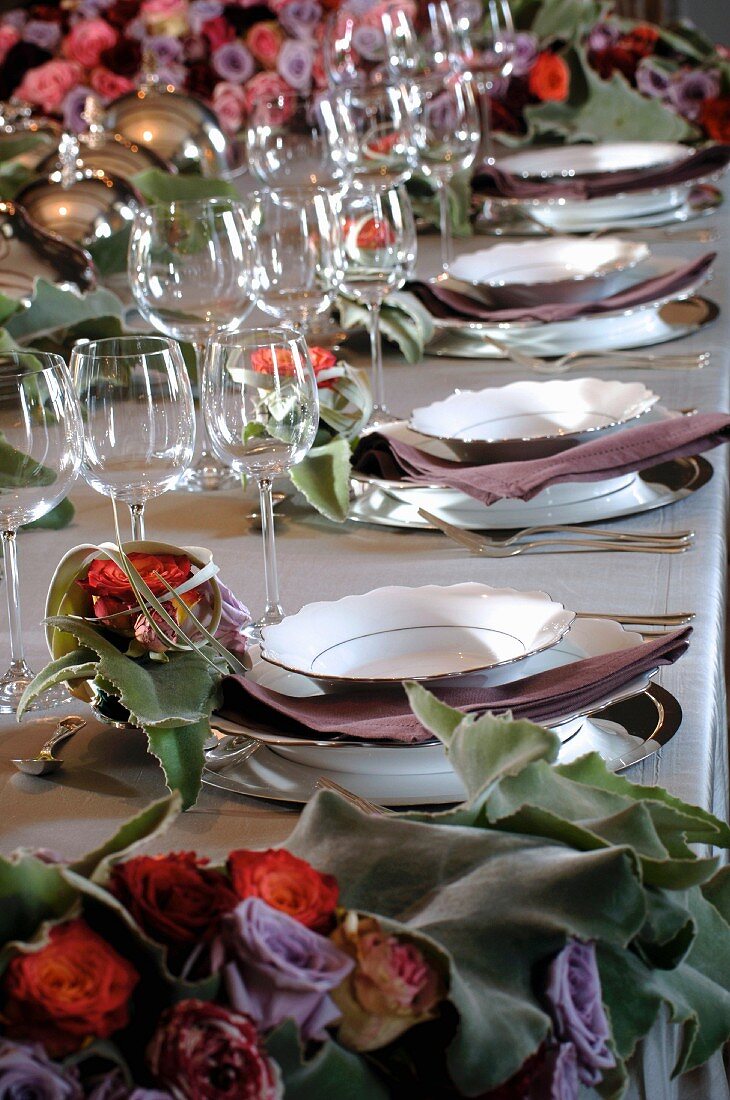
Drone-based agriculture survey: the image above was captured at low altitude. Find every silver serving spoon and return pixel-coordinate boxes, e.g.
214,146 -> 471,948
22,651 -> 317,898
12,715 -> 86,776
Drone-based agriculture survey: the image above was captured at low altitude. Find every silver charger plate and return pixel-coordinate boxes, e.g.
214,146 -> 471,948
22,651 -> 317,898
202,683 -> 682,807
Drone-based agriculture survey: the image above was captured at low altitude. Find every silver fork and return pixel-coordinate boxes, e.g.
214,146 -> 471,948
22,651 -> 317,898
418,520 -> 694,547
418,509 -> 692,556
479,336 -> 711,375
315,775 -> 392,815
589,225 -> 718,243
205,733 -> 260,772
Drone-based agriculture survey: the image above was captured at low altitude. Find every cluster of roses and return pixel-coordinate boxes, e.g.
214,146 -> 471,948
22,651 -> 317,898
489,21 -> 730,141
0,0 -> 392,140
81,550 -> 250,657
0,843 -> 616,1099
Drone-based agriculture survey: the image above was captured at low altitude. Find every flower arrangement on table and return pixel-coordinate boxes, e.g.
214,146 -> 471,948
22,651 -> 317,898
2,697 -> 730,1098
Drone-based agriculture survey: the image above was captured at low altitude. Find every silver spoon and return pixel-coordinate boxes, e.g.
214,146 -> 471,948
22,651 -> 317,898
12,715 -> 86,776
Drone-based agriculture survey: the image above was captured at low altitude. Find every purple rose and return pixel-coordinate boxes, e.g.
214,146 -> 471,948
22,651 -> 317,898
214,581 -> 251,658
351,24 -> 384,62
636,57 -> 671,100
277,38 -> 313,90
2,9 -> 27,31
62,86 -> 96,131
667,68 -> 720,121
88,1073 -> 173,1100
143,34 -> 185,66
212,41 -> 255,84
218,897 -> 353,1041
155,63 -> 187,87
23,20 -> 61,51
533,1043 -> 579,1100
0,1039 -> 83,1099
278,0 -> 323,41
587,22 -> 620,53
189,0 -> 224,35
545,940 -> 615,1088
507,32 -> 538,78
127,16 -> 147,41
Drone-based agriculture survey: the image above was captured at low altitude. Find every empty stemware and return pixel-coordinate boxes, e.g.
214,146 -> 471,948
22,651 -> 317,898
461,0 -> 515,163
204,328 -> 319,631
128,197 -> 256,492
329,82 -> 417,189
334,184 -> 416,425
70,335 -> 195,540
0,351 -> 83,713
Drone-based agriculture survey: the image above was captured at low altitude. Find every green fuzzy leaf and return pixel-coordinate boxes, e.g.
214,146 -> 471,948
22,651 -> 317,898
69,792 -> 182,880
87,226 -> 131,278
0,434 -> 57,490
0,293 -> 22,325
0,857 -> 76,970
530,0 -> 604,41
336,291 -> 434,365
702,866 -> 730,926
266,1020 -> 390,1099
24,497 -> 75,530
146,718 -> 210,809
290,437 -> 352,522
635,889 -> 695,970
5,280 -> 124,345
0,132 -> 50,163
656,21 -> 718,63
132,168 -> 238,203
406,171 -> 473,237
17,647 -> 97,719
0,160 -> 33,200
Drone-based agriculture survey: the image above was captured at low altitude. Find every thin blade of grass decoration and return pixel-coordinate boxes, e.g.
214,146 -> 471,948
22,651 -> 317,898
151,570 -> 247,676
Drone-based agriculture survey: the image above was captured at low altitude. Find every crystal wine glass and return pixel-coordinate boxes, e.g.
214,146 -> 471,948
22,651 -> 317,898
247,90 -> 357,193
128,197 -> 256,492
0,351 -> 83,713
329,82 -> 417,189
409,70 -> 480,270
204,328 -> 319,631
249,187 -> 343,337
70,335 -> 195,540
382,1 -> 466,77
461,0 -> 515,163
324,5 -> 388,88
333,184 -> 416,425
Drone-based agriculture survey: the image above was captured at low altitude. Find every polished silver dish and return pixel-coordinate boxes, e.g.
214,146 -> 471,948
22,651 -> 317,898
0,199 -> 95,295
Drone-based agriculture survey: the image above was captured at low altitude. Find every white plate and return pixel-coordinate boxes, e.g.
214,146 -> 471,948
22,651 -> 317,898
410,378 -> 658,447
259,582 -> 575,683
448,238 -> 649,306
498,142 -> 692,180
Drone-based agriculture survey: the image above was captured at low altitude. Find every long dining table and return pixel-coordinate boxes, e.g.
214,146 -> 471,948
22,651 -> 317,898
0,205 -> 728,1098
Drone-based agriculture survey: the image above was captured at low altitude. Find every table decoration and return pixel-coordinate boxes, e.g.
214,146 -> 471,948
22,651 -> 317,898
3,692 -> 730,1097
0,198 -> 95,300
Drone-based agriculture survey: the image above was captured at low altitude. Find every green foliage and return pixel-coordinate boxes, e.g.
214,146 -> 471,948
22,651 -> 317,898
131,168 -> 238,203
266,1021 -> 390,1099
336,290 -> 434,364
24,497 -> 75,530
290,436 -> 352,523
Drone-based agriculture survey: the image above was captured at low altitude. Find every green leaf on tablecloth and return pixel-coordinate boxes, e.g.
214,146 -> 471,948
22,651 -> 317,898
132,168 -> 238,203
318,366 -> 372,440
24,497 -> 75,530
0,432 -> 57,490
266,1020 -> 390,1099
0,856 -> 77,971
87,225 -> 131,278
69,793 -> 182,880
17,647 -> 98,717
336,291 -> 433,364
5,279 -> 124,344
406,171 -> 473,238
145,718 -> 210,810
290,436 -> 351,523
288,792 -> 645,1095
0,293 -> 22,326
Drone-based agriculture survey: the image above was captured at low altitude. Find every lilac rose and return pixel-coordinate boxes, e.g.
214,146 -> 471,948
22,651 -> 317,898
533,1043 -> 579,1100
143,34 -> 185,66
62,86 -> 97,130
507,32 -> 538,78
667,69 -> 720,121
277,38 -> 314,90
278,0 -> 322,41
189,0 -> 224,35
22,19 -> 61,51
88,1073 -> 172,1100
545,940 -> 615,1088
212,41 -> 255,84
217,897 -> 353,1041
587,22 -> 620,53
636,57 -> 671,100
0,1039 -> 83,1099
214,581 -> 251,658
2,9 -> 27,31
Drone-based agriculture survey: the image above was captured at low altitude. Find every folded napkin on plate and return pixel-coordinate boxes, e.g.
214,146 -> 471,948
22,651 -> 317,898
405,253 -> 714,325
472,143 -> 730,201
350,413 -> 730,505
218,628 -> 690,743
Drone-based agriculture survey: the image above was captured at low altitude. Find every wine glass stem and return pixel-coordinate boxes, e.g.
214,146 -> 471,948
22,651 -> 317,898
129,503 -> 145,541
194,341 -> 214,457
258,477 -> 283,623
437,180 -> 453,271
2,529 -> 25,670
366,302 -> 386,414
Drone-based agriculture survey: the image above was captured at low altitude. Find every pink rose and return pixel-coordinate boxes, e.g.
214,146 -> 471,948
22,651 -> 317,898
245,20 -> 284,68
63,18 -> 118,68
201,15 -> 234,50
212,81 -> 247,133
311,49 -> 327,88
90,66 -> 136,100
141,0 -> 189,36
243,72 -> 293,118
16,60 -> 82,114
0,24 -> 20,65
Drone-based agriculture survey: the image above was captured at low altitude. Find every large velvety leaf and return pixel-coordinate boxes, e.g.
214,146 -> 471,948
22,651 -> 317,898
24,497 -> 75,530
287,792 -> 645,1094
290,437 -> 352,522
266,1020 -> 390,1100
530,0 -> 604,41
87,226 -> 130,277
146,718 -> 210,809
17,647 -> 98,718
0,857 -> 76,969
132,168 -> 238,202
5,279 -> 124,344
69,793 -> 182,880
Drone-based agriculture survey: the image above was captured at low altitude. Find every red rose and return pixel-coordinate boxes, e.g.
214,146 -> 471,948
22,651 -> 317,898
201,15 -> 235,50
250,345 -> 339,389
104,0 -> 142,30
79,552 -> 192,601
2,919 -> 138,1057
528,52 -> 570,102
227,848 -> 339,931
618,23 -> 659,58
148,999 -> 281,1100
110,852 -> 238,951
489,98 -> 523,136
343,215 -> 396,250
91,66 -> 136,99
590,46 -> 637,82
700,96 -> 730,141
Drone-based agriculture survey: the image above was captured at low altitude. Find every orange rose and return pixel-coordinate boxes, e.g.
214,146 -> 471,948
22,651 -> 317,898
245,21 -> 284,69
1,920 -> 139,1057
228,848 -> 338,931
250,345 -> 338,388
701,96 -> 730,141
79,552 -> 192,601
528,52 -> 570,102
618,24 -> 659,58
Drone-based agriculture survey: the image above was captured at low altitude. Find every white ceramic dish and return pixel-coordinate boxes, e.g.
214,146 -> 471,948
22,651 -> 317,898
259,582 -> 575,683
498,142 -> 692,180
447,238 -> 649,307
410,378 -> 658,448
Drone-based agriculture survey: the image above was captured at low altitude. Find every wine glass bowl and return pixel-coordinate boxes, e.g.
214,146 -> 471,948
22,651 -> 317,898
247,91 -> 357,192
70,335 -> 195,538
329,83 -> 417,190
0,351 -> 83,712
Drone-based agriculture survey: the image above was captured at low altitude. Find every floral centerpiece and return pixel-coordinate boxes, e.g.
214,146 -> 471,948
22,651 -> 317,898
1,698 -> 730,1097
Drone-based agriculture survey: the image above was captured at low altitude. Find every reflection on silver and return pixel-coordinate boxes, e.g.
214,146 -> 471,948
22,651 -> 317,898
0,199 -> 95,296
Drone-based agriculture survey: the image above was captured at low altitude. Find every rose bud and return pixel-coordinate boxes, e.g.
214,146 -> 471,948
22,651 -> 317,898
227,848 -> 338,931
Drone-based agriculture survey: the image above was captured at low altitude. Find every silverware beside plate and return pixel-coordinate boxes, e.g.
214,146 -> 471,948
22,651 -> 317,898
12,716 -> 86,776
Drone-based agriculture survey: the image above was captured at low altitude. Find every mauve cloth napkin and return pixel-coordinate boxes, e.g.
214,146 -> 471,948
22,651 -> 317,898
350,413 -> 730,506
405,253 -> 715,325
472,143 -> 730,201
218,628 -> 691,743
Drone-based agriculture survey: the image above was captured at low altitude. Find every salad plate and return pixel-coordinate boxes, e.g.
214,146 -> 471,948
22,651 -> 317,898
259,582 -> 575,683
447,237 -> 648,307
497,142 -> 692,180
203,684 -> 682,806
